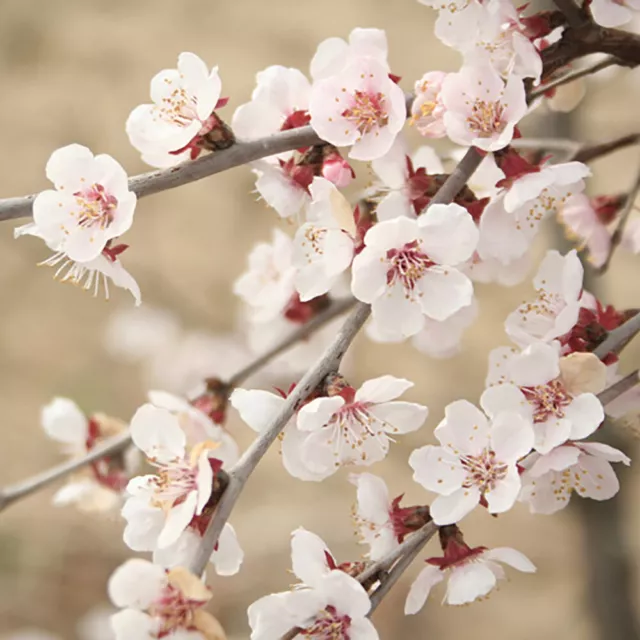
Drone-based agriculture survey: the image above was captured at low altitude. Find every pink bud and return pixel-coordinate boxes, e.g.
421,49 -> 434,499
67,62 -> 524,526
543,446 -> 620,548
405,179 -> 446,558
322,153 -> 355,188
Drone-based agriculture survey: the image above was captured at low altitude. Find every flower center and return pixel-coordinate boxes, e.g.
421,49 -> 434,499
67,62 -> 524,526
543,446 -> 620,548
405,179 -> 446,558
301,605 -> 351,639
460,447 -> 509,493
386,240 -> 435,293
156,85 -> 200,127
342,90 -> 389,136
149,585 -> 204,637
73,184 -> 117,230
150,458 -> 199,507
519,290 -> 565,321
521,379 -> 572,422
466,99 -> 507,137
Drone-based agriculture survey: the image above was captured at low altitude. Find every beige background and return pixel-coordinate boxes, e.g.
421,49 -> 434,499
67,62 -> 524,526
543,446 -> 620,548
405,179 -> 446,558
0,0 -> 639,638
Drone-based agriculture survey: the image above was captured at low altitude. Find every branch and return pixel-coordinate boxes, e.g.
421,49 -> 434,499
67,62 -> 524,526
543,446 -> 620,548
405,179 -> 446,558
188,302 -> 372,576
598,369 -> 640,407
596,150 -> 640,274
431,147 -> 484,206
593,312 -> 640,359
552,0 -> 589,29
0,127 -> 324,223
0,300 -> 355,512
570,132 -> 640,163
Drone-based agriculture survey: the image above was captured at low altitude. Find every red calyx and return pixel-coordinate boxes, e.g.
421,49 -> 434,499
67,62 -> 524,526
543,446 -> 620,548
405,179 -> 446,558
593,194 -> 625,225
389,495 -> 431,543
102,242 -> 129,262
426,526 -> 486,570
495,147 -> 543,189
279,158 -> 315,192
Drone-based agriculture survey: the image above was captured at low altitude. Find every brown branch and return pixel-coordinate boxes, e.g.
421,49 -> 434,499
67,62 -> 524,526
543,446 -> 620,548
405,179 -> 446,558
593,312 -> 640,359
598,369 -> 640,407
570,132 -> 640,163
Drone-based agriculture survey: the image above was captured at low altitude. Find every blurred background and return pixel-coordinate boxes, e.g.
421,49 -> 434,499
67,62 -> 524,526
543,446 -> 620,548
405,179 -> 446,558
0,0 -> 640,638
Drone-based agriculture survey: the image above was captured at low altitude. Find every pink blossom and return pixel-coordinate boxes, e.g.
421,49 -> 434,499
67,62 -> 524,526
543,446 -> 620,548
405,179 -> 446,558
418,0 -> 486,48
411,71 -> 448,138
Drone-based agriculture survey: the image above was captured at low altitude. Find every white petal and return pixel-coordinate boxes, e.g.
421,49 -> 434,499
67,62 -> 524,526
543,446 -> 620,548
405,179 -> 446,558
445,563 -> 497,605
355,375 -> 413,403
157,491 -> 198,549
490,412 -> 534,462
418,267 -> 474,322
130,404 -> 186,461
211,523 -> 244,576
480,384 -> 531,421
509,342 -> 560,387
230,388 -> 285,432
291,527 -> 331,587
41,397 -> 87,446
435,399 -> 490,456
485,547 -> 536,573
367,401 -> 428,434
349,472 -> 391,523
528,445 -> 580,476
485,465 -> 521,514
564,393 -> 604,441
430,487 -> 480,525
110,609 -> 157,640
410,445 -> 466,495
297,396 -> 344,432
107,559 -> 167,609
405,565 -> 444,614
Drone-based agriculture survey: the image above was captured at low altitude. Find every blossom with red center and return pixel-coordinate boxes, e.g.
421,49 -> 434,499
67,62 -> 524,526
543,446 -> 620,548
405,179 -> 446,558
410,399 -> 533,525
482,342 -> 605,454
40,397 -> 138,512
108,559 -> 225,639
309,56 -> 406,161
440,63 -> 526,152
127,52 -> 228,168
349,473 -> 430,560
405,529 -> 535,612
351,208 -> 478,340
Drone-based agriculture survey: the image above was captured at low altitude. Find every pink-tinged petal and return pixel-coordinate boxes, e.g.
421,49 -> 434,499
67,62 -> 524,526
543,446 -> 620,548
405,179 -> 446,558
291,528 -> 331,588
533,417 -> 572,454
372,280 -> 426,337
574,453 -> 621,500
405,565 -> 444,614
371,136 -> 409,188
107,558 -> 167,609
591,0 -> 632,26
211,523 -> 244,576
445,562 -> 497,605
480,384 -> 531,421
110,609 -> 157,640
348,27 -> 388,62
430,486 -> 481,525
52,480 -> 97,506
362,215 -> 421,251
32,189 -> 80,247
195,452 -> 213,514
368,527 -> 398,562
41,397 -> 87,446
521,472 -> 570,515
367,401 -> 428,434
349,122 -> 397,162
45,144 -> 94,191
309,77 -> 360,147
122,498 -> 165,551
130,404 -> 186,461
349,473 -> 391,524
418,203 -> 479,265
485,548 -> 536,572
485,345 -> 519,387
230,388 -> 285,433
410,445 -> 467,495
528,445 -> 580,476
346,617 -> 380,640
177,53 -> 221,120
485,465 -> 521,513
418,267 -> 473,322
350,248 -> 391,303
322,571 -> 372,619
509,342 -> 560,387
297,396 -> 345,432
281,426 -> 332,482
310,37 -> 349,80
157,490 -> 198,549
577,442 -> 631,464
490,412 -> 534,462
150,69 -> 181,104
413,145 -> 444,173
355,375 -> 413,403
435,399 -> 490,455
233,98 -> 285,141
153,528 -> 200,569
564,393 -> 604,441
254,162 -> 310,219
375,190 -> 414,222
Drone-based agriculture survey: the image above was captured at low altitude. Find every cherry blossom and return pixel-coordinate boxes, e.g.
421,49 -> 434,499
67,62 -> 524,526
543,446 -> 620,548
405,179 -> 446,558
349,473 -> 430,560
590,0 -> 640,27
122,404 -> 222,550
405,532 -> 535,612
368,137 -> 444,221
309,56 -> 406,161
292,375 -> 427,479
292,177 -> 356,301
418,0 -> 486,48
621,218 -> 640,256
41,397 -> 137,511
410,72 -> 448,138
559,194 -> 618,268
410,399 -> 533,524
108,559 -> 224,639
28,144 -> 136,263
465,251 -> 532,287
520,439 -> 630,514
505,249 -> 583,348
127,52 -> 228,167
351,208 -> 478,340
482,342 -> 605,454
441,64 -> 527,152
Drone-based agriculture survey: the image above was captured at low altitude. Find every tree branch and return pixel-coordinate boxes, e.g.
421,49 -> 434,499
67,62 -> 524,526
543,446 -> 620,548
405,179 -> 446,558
593,312 -> 640,359
598,369 -> 639,407
552,0 -> 589,29
0,299 -> 355,513
570,132 -> 640,163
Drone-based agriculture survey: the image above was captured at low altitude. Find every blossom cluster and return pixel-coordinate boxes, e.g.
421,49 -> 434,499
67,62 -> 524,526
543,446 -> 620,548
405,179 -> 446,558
9,0 -> 640,637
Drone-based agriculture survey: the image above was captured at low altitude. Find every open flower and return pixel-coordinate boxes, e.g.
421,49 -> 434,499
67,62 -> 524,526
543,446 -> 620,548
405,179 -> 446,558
410,400 -> 533,524
291,376 -> 428,480
292,177 -> 356,301
351,208 -> 478,340
123,405 -> 222,550
405,531 -> 535,612
482,342 -> 605,454
441,64 -> 527,152
505,249 -> 583,348
520,440 -> 631,514
108,559 -> 225,639
41,397 -> 137,512
28,144 -> 136,263
411,71 -> 448,138
127,52 -> 227,167
309,56 -> 406,161
418,0 -> 486,48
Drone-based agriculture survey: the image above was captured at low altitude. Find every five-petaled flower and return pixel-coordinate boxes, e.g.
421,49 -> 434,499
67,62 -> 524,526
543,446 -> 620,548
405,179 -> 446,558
108,559 -> 225,639
410,399 -> 533,524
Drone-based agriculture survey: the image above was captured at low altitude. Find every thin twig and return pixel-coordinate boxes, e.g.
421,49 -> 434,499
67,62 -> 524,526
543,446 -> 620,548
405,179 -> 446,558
597,150 -> 640,274
552,0 -> 589,28
529,57 -> 618,104
598,369 -> 640,406
593,312 -> 640,359
570,132 -> 640,163
0,302 -> 354,512
0,431 -> 131,511
188,302 -> 372,576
